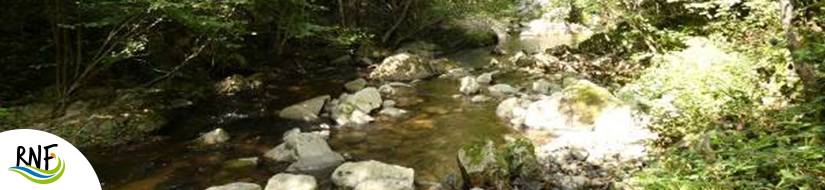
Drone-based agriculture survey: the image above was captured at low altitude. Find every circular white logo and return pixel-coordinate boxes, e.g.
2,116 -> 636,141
0,129 -> 101,189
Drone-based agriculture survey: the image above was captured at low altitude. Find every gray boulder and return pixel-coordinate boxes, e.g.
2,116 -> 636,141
348,87 -> 382,113
279,95 -> 331,121
332,87 -> 382,125
264,129 -> 344,175
460,76 -> 481,95
205,182 -> 261,190
332,160 -> 415,190
265,173 -> 317,190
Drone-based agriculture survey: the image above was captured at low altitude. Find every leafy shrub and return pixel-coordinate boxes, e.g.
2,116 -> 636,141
620,36 -> 823,189
620,37 -> 763,141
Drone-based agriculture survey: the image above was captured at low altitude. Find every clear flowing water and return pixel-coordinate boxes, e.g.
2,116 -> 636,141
84,25 -> 577,190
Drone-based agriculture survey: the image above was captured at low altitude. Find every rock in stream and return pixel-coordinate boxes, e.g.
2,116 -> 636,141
332,160 -> 415,190
264,128 -> 344,175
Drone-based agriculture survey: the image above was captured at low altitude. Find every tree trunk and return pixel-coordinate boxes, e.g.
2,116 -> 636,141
781,0 -> 819,90
381,0 -> 413,45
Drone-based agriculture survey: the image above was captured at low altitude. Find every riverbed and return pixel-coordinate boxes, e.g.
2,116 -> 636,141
83,24 -> 579,190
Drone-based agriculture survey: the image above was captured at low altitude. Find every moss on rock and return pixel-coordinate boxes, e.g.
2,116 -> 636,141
561,80 -> 617,124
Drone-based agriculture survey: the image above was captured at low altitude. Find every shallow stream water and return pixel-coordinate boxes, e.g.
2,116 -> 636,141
84,26 -> 578,190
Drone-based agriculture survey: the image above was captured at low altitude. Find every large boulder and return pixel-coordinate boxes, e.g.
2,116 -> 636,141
279,95 -> 331,121
331,160 -> 415,190
265,173 -> 317,190
264,129 -> 344,175
205,182 -> 261,190
369,53 -> 434,81
517,80 -> 617,131
332,87 -> 383,125
457,141 -> 509,189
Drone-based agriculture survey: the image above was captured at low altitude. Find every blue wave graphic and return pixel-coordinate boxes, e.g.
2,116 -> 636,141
8,166 -> 55,178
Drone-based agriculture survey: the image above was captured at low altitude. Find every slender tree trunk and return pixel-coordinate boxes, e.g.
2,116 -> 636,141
338,0 -> 346,27
781,0 -> 819,90
381,0 -> 413,45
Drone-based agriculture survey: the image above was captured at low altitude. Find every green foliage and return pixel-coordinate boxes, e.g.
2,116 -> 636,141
632,108 -> 825,189
620,37 -> 765,140
612,1 -> 825,186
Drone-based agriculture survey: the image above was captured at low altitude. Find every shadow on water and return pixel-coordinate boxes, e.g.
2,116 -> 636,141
84,70 -> 354,190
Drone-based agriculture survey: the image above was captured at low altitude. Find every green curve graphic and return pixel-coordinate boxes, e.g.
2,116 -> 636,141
23,156 -> 62,175
8,157 -> 66,184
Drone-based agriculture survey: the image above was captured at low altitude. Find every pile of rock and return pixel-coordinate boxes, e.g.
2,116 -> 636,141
329,87 -> 383,125
276,70 -> 432,127
276,79 -> 388,126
